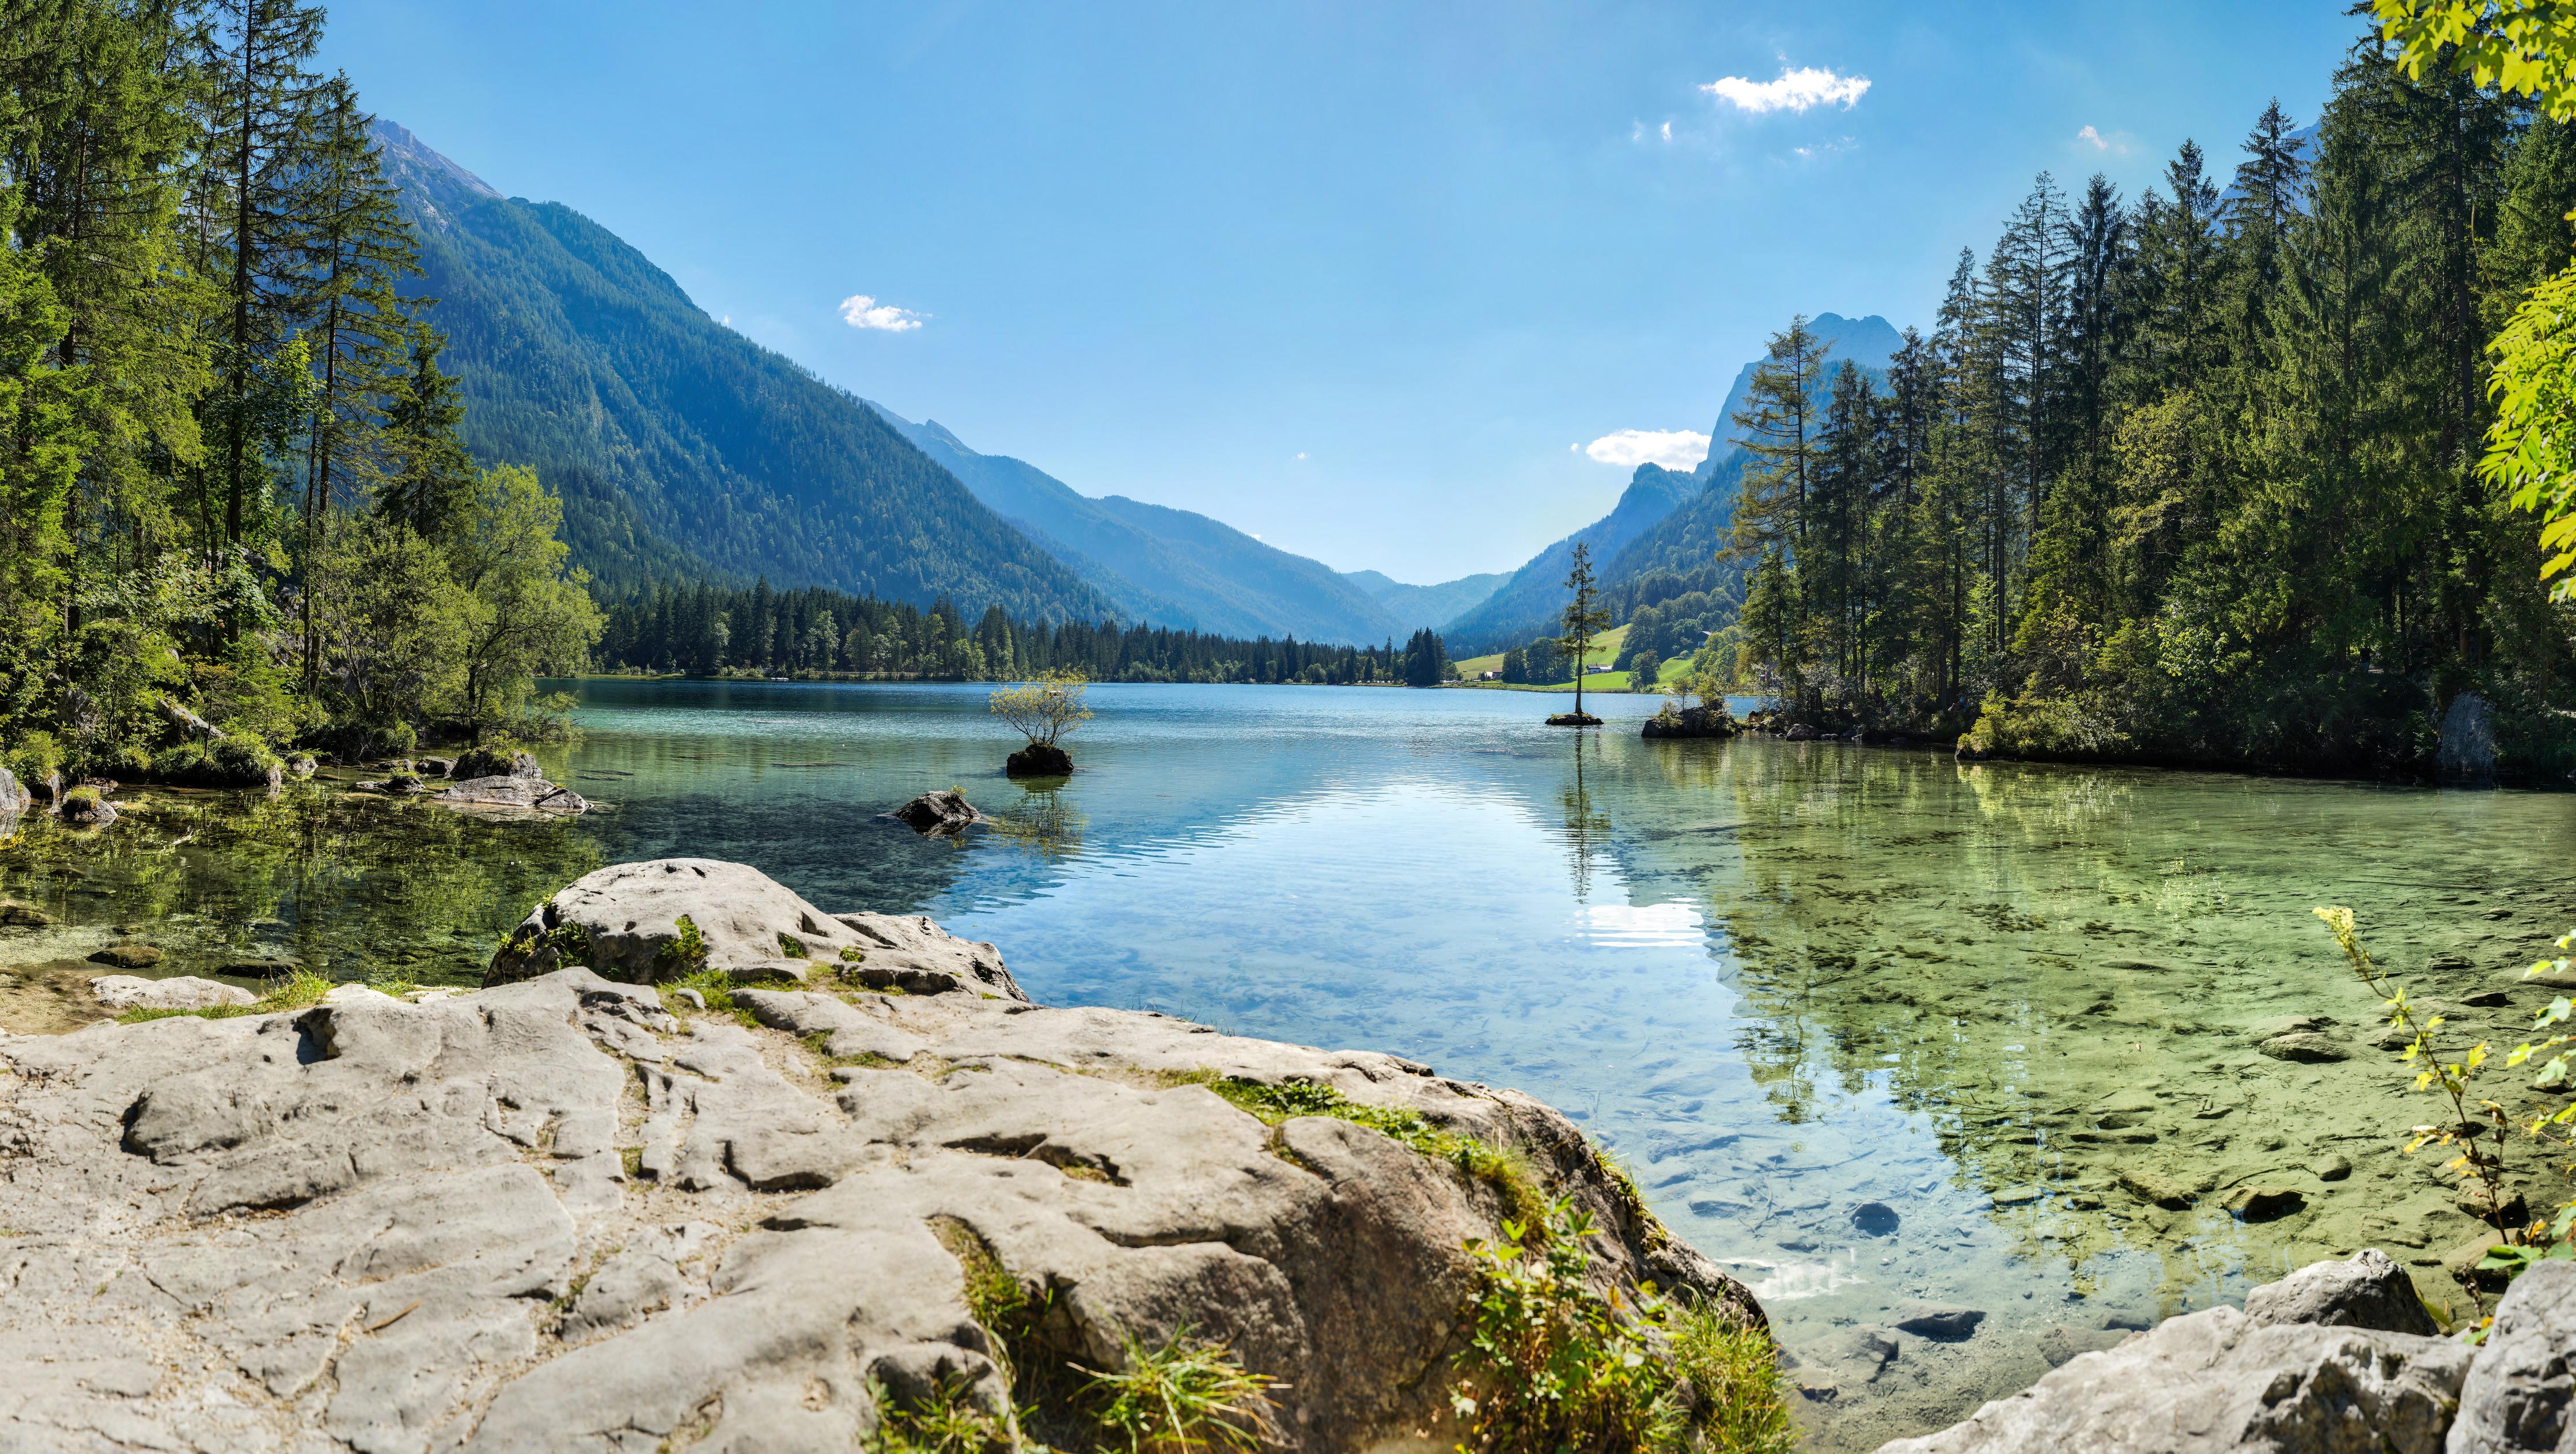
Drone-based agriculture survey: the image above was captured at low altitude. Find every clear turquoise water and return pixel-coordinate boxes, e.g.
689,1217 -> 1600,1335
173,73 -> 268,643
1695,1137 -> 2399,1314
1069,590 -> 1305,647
9,677 -> 2574,1448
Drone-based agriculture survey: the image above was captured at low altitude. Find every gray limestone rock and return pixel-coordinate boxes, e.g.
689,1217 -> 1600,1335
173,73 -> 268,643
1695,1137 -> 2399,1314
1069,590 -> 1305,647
489,857 -> 876,985
0,764 -> 25,815
451,747 -> 540,780
435,774 -> 588,816
2242,1249 -> 2438,1337
2451,1258 -> 2576,1452
0,859 -> 1747,1452
88,975 -> 256,1012
2439,692 -> 2499,785
1878,1306 -> 2470,1453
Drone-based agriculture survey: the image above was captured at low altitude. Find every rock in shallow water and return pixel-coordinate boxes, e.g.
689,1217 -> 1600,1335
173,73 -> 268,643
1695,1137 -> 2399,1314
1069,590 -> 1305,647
86,941 -> 161,968
891,787 -> 980,834
0,859 -> 1756,1452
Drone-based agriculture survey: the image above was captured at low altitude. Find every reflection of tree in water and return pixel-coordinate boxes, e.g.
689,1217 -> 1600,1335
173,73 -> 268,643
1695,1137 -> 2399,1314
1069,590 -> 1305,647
986,784 -> 1086,863
0,784 -> 603,985
1559,735 -> 1613,903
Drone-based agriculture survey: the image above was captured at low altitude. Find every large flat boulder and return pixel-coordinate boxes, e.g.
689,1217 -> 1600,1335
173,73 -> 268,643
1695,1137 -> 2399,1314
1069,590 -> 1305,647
0,880 -> 1753,1452
1877,1305 -> 2468,1453
88,975 -> 256,1012
489,858 -> 1028,1001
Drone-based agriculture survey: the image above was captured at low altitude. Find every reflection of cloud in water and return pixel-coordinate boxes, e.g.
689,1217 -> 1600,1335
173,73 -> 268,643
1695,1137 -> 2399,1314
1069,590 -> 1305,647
1581,902 -> 1703,948
1736,1251 -> 1867,1301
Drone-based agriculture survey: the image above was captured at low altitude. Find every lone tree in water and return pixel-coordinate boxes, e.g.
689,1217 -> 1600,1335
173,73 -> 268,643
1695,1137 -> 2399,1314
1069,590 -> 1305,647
1553,542 -> 1611,722
990,669 -> 1091,776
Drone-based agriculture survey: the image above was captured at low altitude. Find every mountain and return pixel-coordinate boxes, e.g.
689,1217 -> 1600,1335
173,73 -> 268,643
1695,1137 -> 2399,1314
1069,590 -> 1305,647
1694,311 -> 1904,490
1437,464 -> 1700,654
1438,313 -> 1903,655
1341,570 -> 1509,630
863,402 -> 1411,645
373,120 -> 1113,621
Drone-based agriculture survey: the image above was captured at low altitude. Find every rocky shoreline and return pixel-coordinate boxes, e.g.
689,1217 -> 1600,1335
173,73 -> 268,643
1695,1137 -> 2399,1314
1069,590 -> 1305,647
0,858 -> 1762,1452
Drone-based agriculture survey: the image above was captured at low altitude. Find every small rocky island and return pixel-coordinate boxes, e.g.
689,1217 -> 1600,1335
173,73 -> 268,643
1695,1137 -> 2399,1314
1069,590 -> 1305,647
0,858 -> 1762,1452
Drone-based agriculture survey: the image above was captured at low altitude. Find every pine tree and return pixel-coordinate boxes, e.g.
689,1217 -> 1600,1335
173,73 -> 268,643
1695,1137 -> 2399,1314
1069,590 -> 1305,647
376,336 -> 474,538
1555,541 -> 1610,717
194,0 -> 325,550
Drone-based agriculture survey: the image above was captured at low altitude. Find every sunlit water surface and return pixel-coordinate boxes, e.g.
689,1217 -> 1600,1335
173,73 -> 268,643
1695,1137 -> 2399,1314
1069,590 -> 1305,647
6,679 -> 2573,1449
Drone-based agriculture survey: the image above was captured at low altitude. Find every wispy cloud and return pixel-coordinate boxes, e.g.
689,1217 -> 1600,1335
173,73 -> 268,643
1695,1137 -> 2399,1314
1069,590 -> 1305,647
1584,429 -> 1710,469
839,294 -> 927,332
1294,452 -> 1308,460
2077,124 -> 2133,156
1702,66 -> 1869,115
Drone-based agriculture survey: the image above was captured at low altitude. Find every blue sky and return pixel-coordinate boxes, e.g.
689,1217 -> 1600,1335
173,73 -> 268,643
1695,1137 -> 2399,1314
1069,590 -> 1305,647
323,2 -> 2362,585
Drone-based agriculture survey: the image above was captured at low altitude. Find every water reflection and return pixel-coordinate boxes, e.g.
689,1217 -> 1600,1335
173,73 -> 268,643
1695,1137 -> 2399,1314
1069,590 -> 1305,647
4,682 -> 2570,1451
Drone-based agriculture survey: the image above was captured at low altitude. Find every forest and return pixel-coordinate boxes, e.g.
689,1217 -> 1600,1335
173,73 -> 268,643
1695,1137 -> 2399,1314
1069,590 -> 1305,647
595,581 -> 1456,687
1713,35 -> 2576,777
0,0 -> 601,793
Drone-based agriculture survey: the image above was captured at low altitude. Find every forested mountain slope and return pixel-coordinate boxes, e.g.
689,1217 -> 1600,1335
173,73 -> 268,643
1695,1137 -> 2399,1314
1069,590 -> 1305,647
1439,314 -> 1899,656
1438,465 -> 1700,654
864,402 -> 1412,643
1342,570 -> 1509,628
375,121 -> 1112,620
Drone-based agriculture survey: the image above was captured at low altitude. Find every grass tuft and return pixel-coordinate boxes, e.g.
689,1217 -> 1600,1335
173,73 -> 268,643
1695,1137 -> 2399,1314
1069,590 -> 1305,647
115,965 -> 341,1024
1162,1070 -> 1545,1225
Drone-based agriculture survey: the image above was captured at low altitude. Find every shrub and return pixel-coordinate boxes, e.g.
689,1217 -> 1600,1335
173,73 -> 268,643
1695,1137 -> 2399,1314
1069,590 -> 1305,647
61,785 -> 100,813
149,739 -> 207,783
654,914 -> 709,979
1168,1072 -> 1544,1225
205,734 -> 283,786
1448,1198 -> 1787,1454
5,730 -> 62,786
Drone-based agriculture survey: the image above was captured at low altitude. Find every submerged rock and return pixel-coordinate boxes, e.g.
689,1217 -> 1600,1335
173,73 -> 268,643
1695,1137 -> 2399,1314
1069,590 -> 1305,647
0,868 -> 1756,1452
891,787 -> 981,835
0,899 -> 54,927
88,974 -> 256,1012
88,941 -> 162,969
2257,1029 -> 2347,1062
1005,741 -> 1074,777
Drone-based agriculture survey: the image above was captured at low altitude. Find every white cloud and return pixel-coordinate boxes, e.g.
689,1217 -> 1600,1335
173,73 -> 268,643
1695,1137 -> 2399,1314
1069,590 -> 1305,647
1584,429 -> 1711,469
1660,120 -> 1673,142
2077,124 -> 2134,156
1294,452 -> 1308,460
1702,66 -> 1869,115
839,294 -> 927,332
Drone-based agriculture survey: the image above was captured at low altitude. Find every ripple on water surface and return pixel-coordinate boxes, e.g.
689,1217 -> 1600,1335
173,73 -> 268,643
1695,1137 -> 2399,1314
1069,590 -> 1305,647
2,677 -> 2570,1451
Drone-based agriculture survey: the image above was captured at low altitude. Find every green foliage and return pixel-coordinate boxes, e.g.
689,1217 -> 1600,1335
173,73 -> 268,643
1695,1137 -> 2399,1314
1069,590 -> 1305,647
1557,543 -> 1612,716
541,922 -> 593,968
3,732 -> 61,786
660,965 -> 736,1016
1449,1198 -> 1785,1454
839,944 -> 870,963
116,965 -> 338,1024
656,914 -> 710,979
988,670 -> 1092,748
1169,1071 -> 1545,1225
777,932 -> 808,959
2376,2 -> 2576,119
1080,1333 -> 1278,1454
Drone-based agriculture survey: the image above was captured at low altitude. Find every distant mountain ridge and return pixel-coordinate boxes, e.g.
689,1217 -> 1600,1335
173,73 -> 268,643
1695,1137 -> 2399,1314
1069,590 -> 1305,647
1441,312 -> 1904,654
1343,570 -> 1509,630
863,402 -> 1414,643
374,120 -> 1115,621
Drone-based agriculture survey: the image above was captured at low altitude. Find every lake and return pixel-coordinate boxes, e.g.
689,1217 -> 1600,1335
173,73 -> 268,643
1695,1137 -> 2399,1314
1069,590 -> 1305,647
4,677 -> 2571,1449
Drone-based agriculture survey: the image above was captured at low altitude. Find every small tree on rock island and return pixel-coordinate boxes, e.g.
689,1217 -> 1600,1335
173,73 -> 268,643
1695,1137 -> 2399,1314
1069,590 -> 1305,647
1551,542 -> 1611,725
990,669 -> 1091,777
